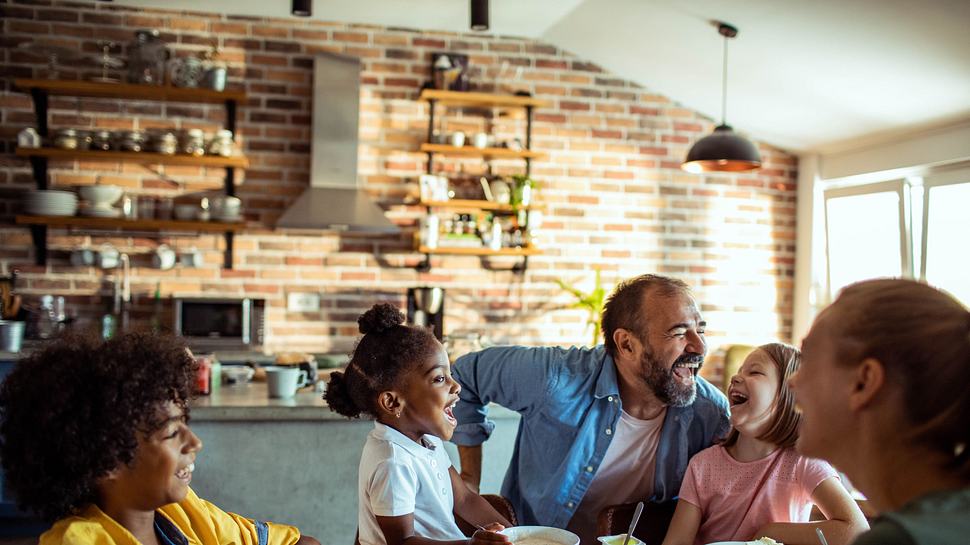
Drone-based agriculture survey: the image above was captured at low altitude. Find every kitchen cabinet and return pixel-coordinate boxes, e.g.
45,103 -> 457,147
418,89 -> 548,272
12,79 -> 249,269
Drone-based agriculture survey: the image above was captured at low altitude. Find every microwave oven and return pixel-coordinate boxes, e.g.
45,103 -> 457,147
173,297 -> 265,350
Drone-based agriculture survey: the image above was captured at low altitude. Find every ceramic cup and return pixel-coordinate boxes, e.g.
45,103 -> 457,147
473,132 -> 489,149
70,247 -> 96,267
449,131 -> 466,147
179,248 -> 203,268
97,244 -> 120,269
152,244 -> 176,270
265,366 -> 309,399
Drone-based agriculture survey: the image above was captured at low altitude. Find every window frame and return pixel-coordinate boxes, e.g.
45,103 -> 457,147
822,179 -> 911,300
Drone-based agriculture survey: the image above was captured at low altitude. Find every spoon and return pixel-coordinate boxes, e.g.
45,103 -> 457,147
621,501 -> 644,545
815,528 -> 829,545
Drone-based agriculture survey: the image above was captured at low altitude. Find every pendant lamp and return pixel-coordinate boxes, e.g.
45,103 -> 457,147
471,0 -> 489,31
682,22 -> 761,173
292,0 -> 311,17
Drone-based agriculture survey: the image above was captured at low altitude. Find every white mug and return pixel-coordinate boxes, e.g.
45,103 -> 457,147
179,249 -> 203,268
97,244 -> 119,269
449,132 -> 466,147
153,244 -> 176,270
473,132 -> 489,149
265,366 -> 309,399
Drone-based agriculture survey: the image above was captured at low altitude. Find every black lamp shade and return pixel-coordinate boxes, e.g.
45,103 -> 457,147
681,125 -> 762,173
292,0 -> 311,17
471,0 -> 489,31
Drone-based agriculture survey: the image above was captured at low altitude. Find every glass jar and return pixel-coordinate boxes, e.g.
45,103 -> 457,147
76,130 -> 93,150
117,131 -> 146,152
206,129 -> 234,157
53,129 -> 79,150
154,131 -> 178,155
91,130 -> 113,151
181,129 -> 205,156
127,29 -> 169,85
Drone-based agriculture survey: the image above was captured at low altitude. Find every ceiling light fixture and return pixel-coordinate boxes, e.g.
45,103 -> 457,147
682,22 -> 761,174
292,0 -> 312,17
471,0 -> 489,31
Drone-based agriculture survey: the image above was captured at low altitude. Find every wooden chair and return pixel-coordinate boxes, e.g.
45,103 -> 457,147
456,494 -> 519,536
597,501 -> 677,544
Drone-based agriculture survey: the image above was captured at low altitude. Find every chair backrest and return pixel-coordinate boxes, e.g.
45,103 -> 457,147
455,494 -> 519,536
722,344 -> 756,391
597,501 -> 677,545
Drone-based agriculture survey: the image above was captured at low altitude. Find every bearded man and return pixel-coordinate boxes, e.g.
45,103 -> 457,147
451,274 -> 729,544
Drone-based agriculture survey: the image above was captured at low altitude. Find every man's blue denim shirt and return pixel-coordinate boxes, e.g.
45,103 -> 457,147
451,344 -> 730,528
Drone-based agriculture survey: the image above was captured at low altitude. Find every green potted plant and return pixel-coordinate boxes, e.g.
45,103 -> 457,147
556,269 -> 607,347
509,174 -> 536,207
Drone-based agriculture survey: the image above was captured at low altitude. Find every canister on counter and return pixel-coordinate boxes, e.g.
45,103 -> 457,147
195,354 -> 212,395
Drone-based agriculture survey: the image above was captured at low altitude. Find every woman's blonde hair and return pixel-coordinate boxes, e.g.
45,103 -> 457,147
723,342 -> 802,449
830,278 -> 970,478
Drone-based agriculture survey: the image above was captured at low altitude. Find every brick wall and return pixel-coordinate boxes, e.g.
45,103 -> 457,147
0,1 -> 798,384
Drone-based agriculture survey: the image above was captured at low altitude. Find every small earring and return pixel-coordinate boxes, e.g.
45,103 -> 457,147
395,411 -> 401,418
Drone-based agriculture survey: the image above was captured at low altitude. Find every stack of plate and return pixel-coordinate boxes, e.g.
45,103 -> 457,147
23,190 -> 78,217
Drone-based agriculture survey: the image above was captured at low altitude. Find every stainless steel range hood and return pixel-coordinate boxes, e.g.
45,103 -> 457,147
276,53 -> 399,233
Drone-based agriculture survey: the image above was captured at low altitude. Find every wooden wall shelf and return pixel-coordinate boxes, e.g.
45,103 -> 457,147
16,147 -> 249,168
15,215 -> 247,233
419,89 -> 549,108
419,143 -> 546,160
417,245 -> 541,257
14,79 -> 246,269
14,79 -> 246,104
419,199 -> 541,212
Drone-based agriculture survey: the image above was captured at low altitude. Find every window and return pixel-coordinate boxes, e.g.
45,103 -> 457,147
823,168 -> 970,305
921,172 -> 970,305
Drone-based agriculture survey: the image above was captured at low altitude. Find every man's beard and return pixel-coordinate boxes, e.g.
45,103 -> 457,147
640,347 -> 703,407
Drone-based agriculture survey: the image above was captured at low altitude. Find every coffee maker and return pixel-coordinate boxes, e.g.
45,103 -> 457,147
407,287 -> 444,340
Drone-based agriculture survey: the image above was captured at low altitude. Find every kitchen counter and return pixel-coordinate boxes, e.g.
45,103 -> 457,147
191,381 -> 332,421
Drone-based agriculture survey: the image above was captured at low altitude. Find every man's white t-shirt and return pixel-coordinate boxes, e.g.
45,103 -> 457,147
357,422 -> 465,545
566,408 -> 667,544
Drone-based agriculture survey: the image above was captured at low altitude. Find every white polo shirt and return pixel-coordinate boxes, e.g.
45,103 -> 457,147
357,422 -> 464,545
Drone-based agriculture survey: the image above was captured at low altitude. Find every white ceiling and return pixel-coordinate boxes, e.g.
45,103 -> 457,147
116,0 -> 970,153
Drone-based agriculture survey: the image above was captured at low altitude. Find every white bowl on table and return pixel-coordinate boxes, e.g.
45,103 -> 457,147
501,526 -> 580,545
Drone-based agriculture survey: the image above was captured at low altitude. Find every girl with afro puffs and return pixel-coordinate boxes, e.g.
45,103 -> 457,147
325,303 -> 510,545
0,331 -> 321,545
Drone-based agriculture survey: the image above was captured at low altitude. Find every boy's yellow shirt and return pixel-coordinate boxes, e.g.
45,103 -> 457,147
39,488 -> 302,545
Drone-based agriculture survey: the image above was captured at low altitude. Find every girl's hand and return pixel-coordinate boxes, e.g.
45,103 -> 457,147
470,525 -> 510,545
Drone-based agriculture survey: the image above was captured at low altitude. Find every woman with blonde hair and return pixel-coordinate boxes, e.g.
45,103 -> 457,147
790,278 -> 970,545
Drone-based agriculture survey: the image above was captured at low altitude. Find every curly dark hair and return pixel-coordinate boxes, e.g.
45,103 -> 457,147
0,331 -> 198,522
325,302 -> 438,419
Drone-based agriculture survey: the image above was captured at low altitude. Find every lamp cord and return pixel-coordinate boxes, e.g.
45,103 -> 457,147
721,32 -> 728,126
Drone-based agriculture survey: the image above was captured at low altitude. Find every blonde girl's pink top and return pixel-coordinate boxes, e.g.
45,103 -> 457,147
678,444 -> 838,545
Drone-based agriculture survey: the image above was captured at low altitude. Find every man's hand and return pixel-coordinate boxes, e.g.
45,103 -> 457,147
458,445 -> 483,493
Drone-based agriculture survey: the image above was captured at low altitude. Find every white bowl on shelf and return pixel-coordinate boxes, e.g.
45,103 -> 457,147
77,185 -> 123,207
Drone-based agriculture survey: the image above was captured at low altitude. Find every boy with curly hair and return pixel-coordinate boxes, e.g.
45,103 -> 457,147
0,332 -> 321,545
